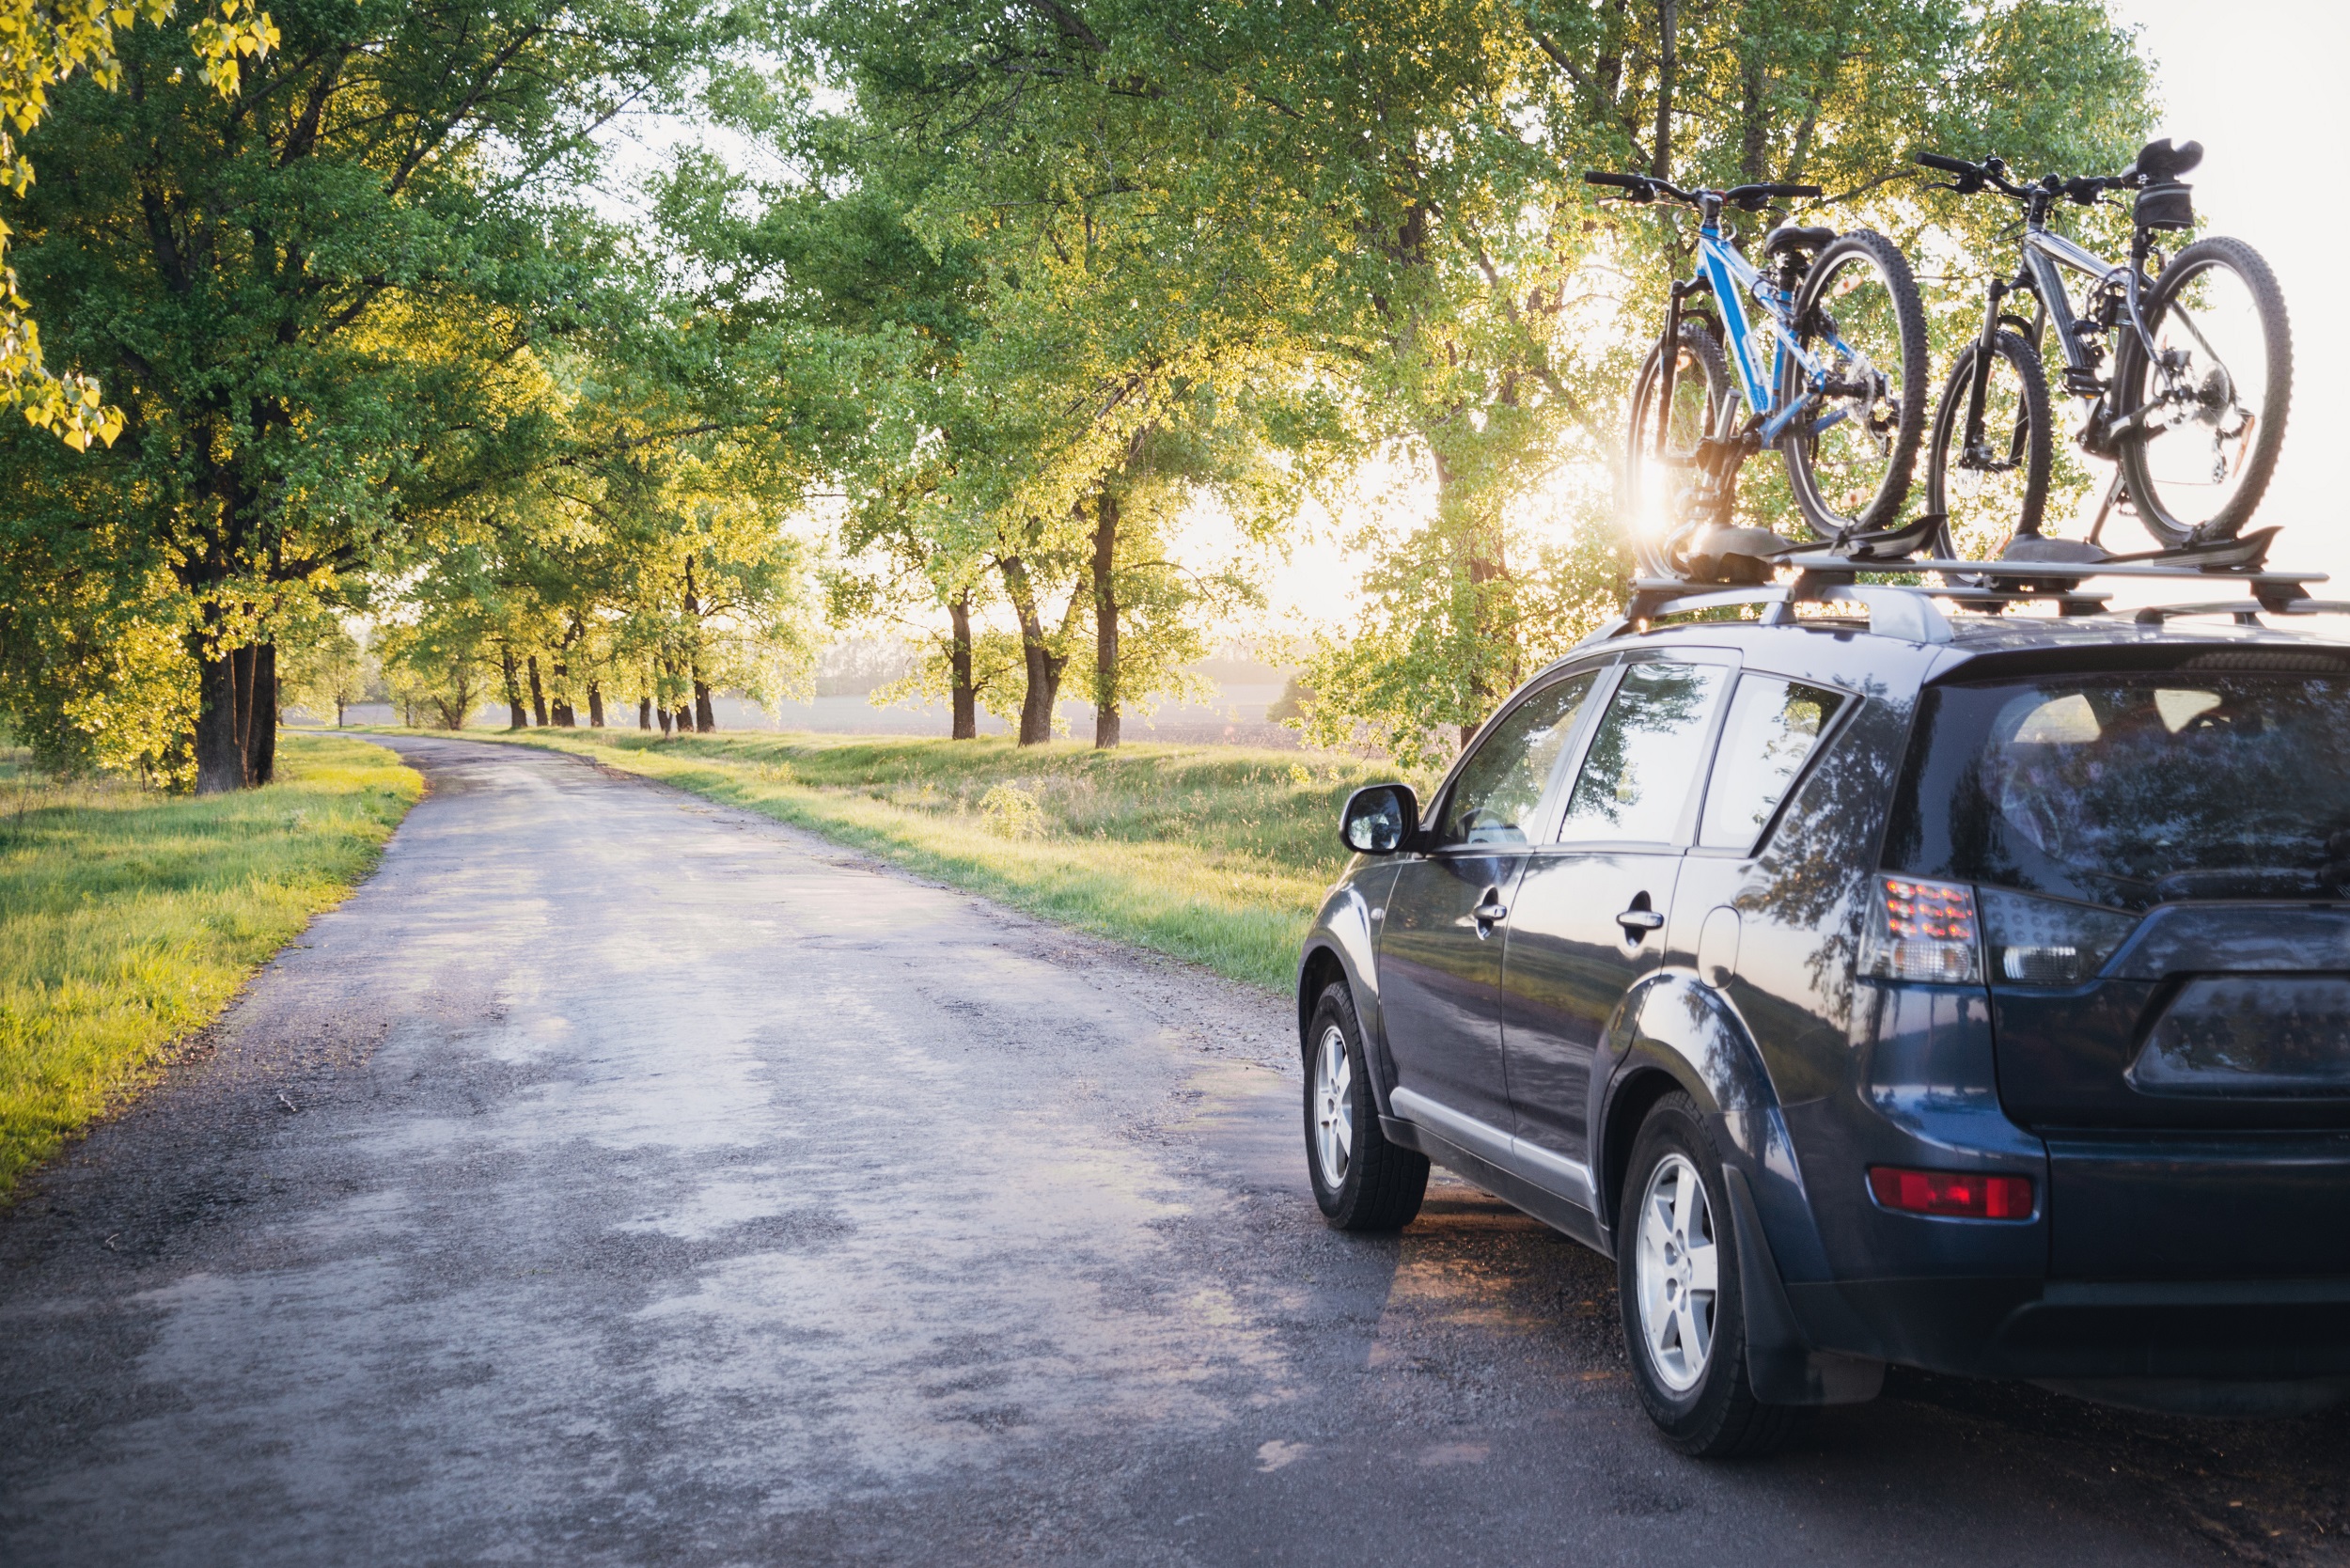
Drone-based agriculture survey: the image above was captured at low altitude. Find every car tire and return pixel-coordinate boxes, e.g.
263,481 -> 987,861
1617,1091 -> 1804,1457
1304,982 -> 1429,1231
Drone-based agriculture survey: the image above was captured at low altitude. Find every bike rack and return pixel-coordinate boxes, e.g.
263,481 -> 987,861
1585,557 -> 2340,648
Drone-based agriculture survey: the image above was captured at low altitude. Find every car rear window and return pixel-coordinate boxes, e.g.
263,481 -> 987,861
1884,671 -> 2350,909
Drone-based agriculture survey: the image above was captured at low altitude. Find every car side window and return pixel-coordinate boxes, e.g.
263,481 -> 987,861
1697,674 -> 1849,852
1435,670 -> 1601,849
1558,661 -> 1729,844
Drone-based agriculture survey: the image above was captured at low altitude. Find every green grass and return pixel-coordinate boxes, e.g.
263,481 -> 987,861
373,726 -> 1413,992
0,735 -> 422,1197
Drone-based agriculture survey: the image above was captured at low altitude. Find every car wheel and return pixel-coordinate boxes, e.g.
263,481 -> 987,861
1617,1091 -> 1804,1456
1304,982 -> 1429,1231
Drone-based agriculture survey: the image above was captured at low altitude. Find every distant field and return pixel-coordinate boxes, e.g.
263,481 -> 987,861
376,728 -> 1411,992
0,736 -> 421,1197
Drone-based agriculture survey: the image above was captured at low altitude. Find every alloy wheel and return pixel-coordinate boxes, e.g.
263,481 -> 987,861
1312,1024 -> 1353,1188
1635,1152 -> 1720,1393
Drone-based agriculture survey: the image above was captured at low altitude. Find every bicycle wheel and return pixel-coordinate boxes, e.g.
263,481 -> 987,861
1625,321 -> 1733,580
2113,235 -> 2292,544
1779,230 -> 1929,537
1927,329 -> 2053,560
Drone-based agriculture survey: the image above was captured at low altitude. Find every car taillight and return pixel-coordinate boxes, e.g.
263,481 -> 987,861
1859,875 -> 1982,984
1868,1166 -> 2035,1219
1977,886 -> 2139,986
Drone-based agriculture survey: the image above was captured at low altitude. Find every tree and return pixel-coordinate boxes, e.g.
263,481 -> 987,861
277,616 -> 367,727
388,327 -> 833,744
0,0 -> 708,790
719,2 -> 1339,747
765,0 -> 2154,763
376,618 -> 486,730
0,0 -> 274,449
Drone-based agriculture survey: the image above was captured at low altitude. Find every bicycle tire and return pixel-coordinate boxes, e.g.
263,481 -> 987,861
1779,229 -> 1929,537
1927,329 -> 2054,560
2112,235 -> 2293,544
1625,321 -> 1733,580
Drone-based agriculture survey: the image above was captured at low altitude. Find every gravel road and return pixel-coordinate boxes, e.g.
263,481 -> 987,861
3,735 -> 2345,1566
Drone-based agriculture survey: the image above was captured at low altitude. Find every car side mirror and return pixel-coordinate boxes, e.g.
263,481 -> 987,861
1340,783 -> 1418,855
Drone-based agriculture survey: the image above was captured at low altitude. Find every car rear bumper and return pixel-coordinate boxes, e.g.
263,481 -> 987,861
1792,1275 -> 2350,1381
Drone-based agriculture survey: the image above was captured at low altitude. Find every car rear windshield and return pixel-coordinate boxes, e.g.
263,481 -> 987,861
1884,670 -> 2350,910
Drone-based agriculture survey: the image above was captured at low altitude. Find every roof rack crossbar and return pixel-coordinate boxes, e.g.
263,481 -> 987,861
1781,554 -> 2327,588
2134,599 -> 2350,627
1600,578 -> 1957,646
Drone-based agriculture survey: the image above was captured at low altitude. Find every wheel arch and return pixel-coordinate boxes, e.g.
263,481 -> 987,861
1297,943 -> 1348,1057
1595,971 -> 1817,1265
1599,1062 -> 1689,1245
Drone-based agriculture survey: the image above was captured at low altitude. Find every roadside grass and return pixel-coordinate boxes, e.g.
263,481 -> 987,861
0,735 -> 422,1198
369,726 -> 1414,992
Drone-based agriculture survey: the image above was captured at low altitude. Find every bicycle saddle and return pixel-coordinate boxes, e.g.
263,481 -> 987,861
2126,137 -> 2202,182
1761,225 -> 1837,260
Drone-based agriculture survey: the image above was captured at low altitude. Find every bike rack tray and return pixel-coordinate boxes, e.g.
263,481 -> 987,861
1590,558 -> 2339,648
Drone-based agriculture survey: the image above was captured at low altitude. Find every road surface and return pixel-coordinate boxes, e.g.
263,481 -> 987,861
2,736 -> 2342,1565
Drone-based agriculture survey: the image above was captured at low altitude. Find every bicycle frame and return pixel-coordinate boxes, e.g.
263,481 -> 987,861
1653,197 -> 1847,463
1961,189 -> 2161,456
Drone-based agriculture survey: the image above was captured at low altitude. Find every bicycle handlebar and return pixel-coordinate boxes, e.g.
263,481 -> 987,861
1913,151 -> 1977,178
1584,171 -> 1819,211
1915,148 -> 2185,207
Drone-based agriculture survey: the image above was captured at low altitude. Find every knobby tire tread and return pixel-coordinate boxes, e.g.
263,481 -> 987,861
1928,329 -> 2055,560
1783,229 -> 1930,537
2114,234 -> 2293,544
1626,323 -> 1733,580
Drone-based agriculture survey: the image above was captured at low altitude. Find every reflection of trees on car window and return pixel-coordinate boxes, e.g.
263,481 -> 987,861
1560,662 -> 1723,841
1699,677 -> 1845,850
1742,683 -> 1903,1023
1890,676 -> 2350,907
1439,670 -> 1598,847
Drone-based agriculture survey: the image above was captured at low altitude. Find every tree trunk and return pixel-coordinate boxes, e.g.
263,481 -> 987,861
1090,494 -> 1120,749
658,702 -> 673,737
550,619 -> 582,727
1433,450 -> 1513,752
1739,38 -> 1767,183
192,620 -> 245,794
1651,0 -> 1677,180
638,695 -> 652,730
527,656 -> 548,727
244,642 -> 276,786
997,556 -> 1067,746
672,703 -> 694,735
501,647 -> 527,729
681,556 -> 713,733
948,590 -> 978,741
588,682 -> 605,728
335,697 -> 346,728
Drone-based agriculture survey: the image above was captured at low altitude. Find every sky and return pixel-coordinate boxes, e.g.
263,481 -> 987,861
1240,0 -> 2350,638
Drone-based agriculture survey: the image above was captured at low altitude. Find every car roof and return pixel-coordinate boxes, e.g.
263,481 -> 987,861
1546,606 -> 2350,693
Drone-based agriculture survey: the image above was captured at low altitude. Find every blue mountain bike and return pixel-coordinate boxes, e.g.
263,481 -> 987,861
1588,171 -> 1929,581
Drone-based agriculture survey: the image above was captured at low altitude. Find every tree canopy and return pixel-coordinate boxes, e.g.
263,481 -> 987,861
0,0 -> 2158,782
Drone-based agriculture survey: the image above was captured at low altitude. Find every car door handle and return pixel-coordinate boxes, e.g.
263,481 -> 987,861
1473,902 -> 1510,924
1616,907 -> 1666,934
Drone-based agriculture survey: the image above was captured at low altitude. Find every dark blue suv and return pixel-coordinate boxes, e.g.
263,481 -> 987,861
1296,585 -> 2350,1455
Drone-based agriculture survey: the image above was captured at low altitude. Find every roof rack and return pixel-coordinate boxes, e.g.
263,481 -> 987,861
1580,555 -> 2338,648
